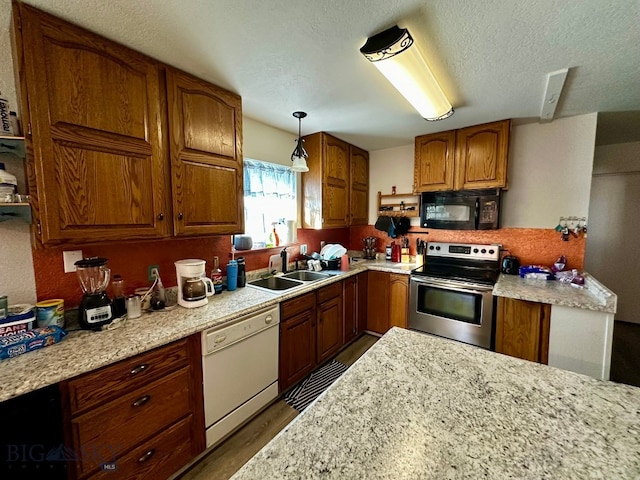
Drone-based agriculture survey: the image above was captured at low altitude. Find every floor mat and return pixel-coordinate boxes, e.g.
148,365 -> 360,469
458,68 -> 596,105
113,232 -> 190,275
284,360 -> 348,412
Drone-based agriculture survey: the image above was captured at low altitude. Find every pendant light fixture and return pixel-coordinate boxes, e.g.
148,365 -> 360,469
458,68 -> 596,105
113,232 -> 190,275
360,25 -> 453,121
290,111 -> 309,173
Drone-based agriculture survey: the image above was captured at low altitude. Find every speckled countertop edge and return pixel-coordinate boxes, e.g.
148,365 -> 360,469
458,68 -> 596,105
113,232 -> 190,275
0,260 -> 414,403
0,260 -> 615,402
493,272 -> 617,313
232,328 -> 640,480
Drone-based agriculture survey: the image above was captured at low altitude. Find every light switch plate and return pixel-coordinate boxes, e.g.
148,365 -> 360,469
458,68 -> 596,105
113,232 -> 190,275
63,250 -> 83,273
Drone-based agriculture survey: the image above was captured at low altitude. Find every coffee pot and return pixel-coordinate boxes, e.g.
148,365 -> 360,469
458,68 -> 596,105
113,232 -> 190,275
175,259 -> 214,308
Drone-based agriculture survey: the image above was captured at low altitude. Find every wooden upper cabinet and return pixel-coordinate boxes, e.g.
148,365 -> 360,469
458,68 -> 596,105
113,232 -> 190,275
14,3 -> 171,244
303,132 -> 369,229
414,119 -> 510,193
455,120 -> 510,190
166,68 -> 244,236
414,131 -> 456,192
349,145 -> 369,226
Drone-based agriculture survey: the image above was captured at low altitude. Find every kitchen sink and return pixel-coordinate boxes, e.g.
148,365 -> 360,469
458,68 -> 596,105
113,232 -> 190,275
282,271 -> 330,282
248,276 -> 304,291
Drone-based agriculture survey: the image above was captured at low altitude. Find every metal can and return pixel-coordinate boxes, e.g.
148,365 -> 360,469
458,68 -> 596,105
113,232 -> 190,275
36,299 -> 65,328
0,295 -> 7,321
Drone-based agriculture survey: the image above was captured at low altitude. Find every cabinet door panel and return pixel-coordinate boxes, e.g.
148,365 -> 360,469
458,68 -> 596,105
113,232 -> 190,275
496,297 -> 550,363
322,182 -> 348,227
350,145 -> 369,226
389,274 -> 409,329
367,271 -> 389,334
455,120 -> 509,190
44,41 -> 147,138
343,276 -> 358,344
414,132 -> 455,192
17,4 -> 171,244
317,296 -> 343,363
357,272 -> 368,334
167,68 -> 244,236
324,136 -> 349,183
279,309 -> 316,391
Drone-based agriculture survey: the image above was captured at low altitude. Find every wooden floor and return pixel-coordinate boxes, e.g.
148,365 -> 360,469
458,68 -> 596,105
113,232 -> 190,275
177,334 -> 379,480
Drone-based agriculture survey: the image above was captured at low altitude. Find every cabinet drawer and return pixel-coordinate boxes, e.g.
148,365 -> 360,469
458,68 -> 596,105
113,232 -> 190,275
317,281 -> 342,304
281,292 -> 316,319
88,415 -> 194,480
67,339 -> 189,414
72,367 -> 191,477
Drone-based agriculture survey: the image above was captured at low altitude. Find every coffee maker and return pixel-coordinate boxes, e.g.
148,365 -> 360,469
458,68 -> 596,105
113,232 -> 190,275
75,257 -> 114,329
175,259 -> 214,308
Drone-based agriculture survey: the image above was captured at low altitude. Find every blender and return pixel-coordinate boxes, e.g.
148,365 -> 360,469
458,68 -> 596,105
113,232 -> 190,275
75,257 -> 114,329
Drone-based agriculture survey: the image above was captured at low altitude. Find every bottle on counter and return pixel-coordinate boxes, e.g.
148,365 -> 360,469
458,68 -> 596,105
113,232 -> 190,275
111,275 -> 126,318
237,257 -> 246,288
267,223 -> 280,247
211,256 -> 223,294
226,260 -> 238,291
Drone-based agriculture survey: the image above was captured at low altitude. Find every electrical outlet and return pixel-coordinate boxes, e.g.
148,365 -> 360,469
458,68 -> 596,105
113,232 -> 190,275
147,264 -> 159,282
63,250 -> 83,273
300,244 -> 307,255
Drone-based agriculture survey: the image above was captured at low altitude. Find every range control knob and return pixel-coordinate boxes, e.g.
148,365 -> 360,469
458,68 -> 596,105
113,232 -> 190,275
429,245 -> 435,250
435,246 -> 441,251
473,248 -> 479,253
481,249 -> 487,254
489,249 -> 495,254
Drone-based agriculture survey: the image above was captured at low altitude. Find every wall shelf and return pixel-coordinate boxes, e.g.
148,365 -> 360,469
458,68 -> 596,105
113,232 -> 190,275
0,203 -> 31,223
377,191 -> 419,217
0,136 -> 25,157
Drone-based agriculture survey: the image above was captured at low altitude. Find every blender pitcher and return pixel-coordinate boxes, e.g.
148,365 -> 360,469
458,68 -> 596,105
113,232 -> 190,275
75,257 -> 114,329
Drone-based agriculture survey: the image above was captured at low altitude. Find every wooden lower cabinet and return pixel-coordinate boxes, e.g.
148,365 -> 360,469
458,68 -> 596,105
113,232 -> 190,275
389,274 -> 409,329
496,297 -> 551,364
366,271 -> 390,334
367,271 -> 410,334
280,276 -> 368,392
317,284 -> 344,363
61,335 -> 204,479
279,292 -> 317,392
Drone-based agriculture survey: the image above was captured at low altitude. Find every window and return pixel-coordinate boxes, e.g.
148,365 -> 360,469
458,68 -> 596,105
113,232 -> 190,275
243,159 -> 296,248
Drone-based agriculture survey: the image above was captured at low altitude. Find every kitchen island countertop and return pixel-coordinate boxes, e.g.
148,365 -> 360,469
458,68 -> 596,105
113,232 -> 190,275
232,327 -> 640,479
493,272 -> 616,313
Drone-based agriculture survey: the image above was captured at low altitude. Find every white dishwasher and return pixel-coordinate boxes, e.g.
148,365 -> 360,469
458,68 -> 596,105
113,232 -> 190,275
201,305 -> 280,448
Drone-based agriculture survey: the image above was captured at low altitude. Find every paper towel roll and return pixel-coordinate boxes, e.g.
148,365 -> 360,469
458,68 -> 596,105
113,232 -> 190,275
286,220 -> 297,244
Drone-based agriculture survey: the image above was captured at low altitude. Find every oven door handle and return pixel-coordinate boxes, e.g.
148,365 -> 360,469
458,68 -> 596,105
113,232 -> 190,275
410,276 -> 494,294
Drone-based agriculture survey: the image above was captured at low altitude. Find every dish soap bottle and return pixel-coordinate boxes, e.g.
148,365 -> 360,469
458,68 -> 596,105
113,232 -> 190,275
211,256 -> 223,294
268,223 -> 280,247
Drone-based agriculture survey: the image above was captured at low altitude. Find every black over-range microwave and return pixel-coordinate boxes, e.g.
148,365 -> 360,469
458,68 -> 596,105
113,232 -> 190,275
420,189 -> 501,230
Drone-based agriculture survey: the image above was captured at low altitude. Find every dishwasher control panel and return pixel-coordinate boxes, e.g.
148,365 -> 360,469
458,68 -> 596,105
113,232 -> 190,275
203,306 -> 280,354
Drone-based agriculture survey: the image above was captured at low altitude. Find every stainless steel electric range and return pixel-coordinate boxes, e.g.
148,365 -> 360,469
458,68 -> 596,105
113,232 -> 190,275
409,242 -> 501,349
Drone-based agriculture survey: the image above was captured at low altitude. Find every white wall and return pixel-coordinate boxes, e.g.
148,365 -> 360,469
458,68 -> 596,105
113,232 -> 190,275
368,114 -> 598,229
243,117 -> 294,167
586,141 -> 640,324
502,114 -> 597,228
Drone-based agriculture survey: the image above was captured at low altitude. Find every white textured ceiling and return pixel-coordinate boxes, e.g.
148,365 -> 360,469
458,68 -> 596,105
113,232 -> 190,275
11,0 -> 640,149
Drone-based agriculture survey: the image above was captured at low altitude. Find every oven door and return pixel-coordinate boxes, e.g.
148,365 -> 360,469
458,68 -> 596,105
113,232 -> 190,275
409,276 -> 495,349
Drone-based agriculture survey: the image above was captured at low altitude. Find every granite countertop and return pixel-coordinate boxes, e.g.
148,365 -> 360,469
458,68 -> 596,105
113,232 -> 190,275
232,328 -> 640,479
493,273 -> 617,313
0,259 -> 413,403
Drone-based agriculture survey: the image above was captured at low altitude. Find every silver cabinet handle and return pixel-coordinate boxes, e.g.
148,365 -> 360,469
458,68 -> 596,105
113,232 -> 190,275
130,364 -> 148,375
132,395 -> 151,408
265,315 -> 273,324
137,449 -> 155,463
214,334 -> 227,344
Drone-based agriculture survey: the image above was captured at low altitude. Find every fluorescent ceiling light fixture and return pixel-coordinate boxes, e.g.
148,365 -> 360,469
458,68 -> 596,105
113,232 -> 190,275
290,111 -> 309,173
360,25 -> 453,121
540,68 -> 569,123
